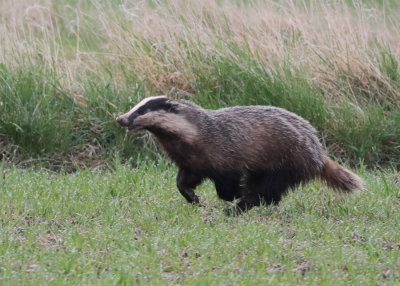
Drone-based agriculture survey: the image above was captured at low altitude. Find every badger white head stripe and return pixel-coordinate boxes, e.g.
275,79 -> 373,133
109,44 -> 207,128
124,95 -> 168,118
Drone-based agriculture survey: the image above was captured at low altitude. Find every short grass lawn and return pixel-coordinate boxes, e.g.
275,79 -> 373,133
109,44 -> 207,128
0,162 -> 399,285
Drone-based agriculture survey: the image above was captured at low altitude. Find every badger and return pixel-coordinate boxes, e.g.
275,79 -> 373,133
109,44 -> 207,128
116,96 -> 363,213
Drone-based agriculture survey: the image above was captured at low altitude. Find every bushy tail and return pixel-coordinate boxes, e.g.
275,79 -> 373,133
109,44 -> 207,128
320,156 -> 363,193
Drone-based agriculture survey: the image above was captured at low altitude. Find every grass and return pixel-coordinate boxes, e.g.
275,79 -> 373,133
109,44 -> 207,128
0,0 -> 399,168
0,160 -> 399,285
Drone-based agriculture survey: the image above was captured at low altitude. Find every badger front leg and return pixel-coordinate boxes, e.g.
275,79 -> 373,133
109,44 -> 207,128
176,168 -> 203,204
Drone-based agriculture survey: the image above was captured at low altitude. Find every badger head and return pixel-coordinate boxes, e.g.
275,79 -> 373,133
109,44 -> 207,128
116,95 -> 176,131
116,95 -> 199,142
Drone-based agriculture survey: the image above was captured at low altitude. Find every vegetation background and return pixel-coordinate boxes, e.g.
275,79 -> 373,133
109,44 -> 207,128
0,0 -> 399,169
0,0 -> 399,285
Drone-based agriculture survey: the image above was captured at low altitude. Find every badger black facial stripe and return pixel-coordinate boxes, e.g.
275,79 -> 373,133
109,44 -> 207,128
123,95 -> 168,119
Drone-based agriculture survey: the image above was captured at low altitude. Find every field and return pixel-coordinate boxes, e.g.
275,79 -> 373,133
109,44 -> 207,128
1,162 -> 399,285
0,0 -> 400,285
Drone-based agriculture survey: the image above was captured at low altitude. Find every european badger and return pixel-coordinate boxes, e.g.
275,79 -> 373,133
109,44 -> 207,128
116,96 -> 363,213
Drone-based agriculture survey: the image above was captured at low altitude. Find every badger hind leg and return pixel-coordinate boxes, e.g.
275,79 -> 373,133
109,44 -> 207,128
213,173 -> 242,202
226,172 -> 267,214
232,169 -> 307,214
259,168 -> 310,204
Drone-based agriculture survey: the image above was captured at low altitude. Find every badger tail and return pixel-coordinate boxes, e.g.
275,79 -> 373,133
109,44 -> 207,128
320,156 -> 364,193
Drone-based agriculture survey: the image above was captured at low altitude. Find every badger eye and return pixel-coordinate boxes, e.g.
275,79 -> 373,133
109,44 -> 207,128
138,109 -> 144,115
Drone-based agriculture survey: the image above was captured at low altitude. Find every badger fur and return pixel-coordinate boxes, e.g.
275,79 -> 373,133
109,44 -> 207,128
117,96 -> 363,213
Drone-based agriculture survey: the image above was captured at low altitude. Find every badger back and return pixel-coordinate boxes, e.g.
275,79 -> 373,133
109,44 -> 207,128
206,106 -> 325,175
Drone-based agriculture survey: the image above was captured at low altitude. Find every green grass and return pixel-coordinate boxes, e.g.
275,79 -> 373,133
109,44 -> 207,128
0,0 -> 399,168
1,161 -> 399,285
1,51 -> 399,168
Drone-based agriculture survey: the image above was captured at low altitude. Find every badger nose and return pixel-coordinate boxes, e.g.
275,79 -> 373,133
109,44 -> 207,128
116,116 -> 129,127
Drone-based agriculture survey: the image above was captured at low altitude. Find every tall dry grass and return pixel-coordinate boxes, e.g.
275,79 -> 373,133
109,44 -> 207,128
1,0 -> 399,100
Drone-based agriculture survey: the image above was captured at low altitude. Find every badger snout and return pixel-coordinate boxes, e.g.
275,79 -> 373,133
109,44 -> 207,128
116,115 -> 141,131
116,116 -> 130,127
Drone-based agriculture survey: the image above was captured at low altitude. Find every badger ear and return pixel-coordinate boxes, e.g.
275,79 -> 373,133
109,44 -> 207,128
165,99 -> 179,112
